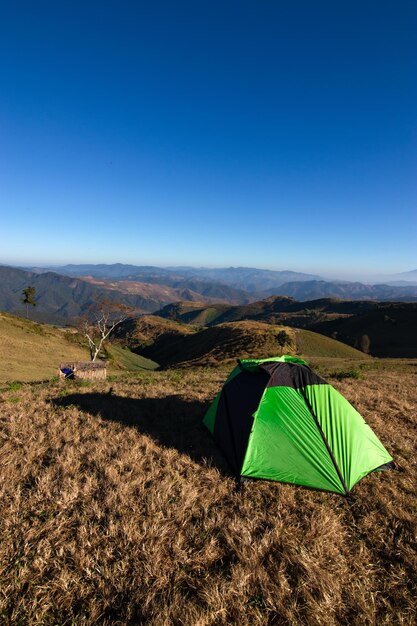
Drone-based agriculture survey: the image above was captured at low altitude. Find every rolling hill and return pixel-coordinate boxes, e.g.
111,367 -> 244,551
139,320 -> 297,368
0,312 -> 89,382
156,297 -> 417,358
310,306 -> 417,357
81,276 -> 251,305
0,309 -> 369,383
157,296 -> 382,327
113,315 -> 197,354
0,313 -> 156,383
115,315 -> 368,368
268,280 -> 417,301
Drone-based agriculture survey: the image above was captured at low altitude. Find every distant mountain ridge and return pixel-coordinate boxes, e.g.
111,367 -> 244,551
164,266 -> 323,292
24,263 -> 417,301
35,263 -> 322,289
0,265 -> 252,324
0,266 -> 156,323
394,269 -> 417,283
266,280 -> 417,301
31,263 -> 322,294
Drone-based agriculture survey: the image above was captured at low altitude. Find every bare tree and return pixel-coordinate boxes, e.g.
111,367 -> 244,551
79,299 -> 133,362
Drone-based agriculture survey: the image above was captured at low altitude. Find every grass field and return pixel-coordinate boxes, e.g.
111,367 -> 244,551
296,327 -> 371,359
106,344 -> 158,373
0,312 -> 89,382
0,311 -> 367,384
0,314 -> 159,383
0,359 -> 416,625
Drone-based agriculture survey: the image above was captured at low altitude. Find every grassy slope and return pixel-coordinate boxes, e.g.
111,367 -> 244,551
0,361 -> 415,625
115,315 -> 196,347
0,313 -> 159,383
157,299 -> 417,358
296,328 -> 370,359
106,344 -> 158,372
0,312 -> 89,382
141,320 -> 298,367
311,307 -> 417,357
137,320 -> 368,368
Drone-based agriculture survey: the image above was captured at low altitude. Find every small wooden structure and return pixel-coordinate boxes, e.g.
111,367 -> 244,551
59,361 -> 107,380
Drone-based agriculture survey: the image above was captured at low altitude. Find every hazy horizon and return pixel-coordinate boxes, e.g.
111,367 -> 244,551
1,258 -> 416,285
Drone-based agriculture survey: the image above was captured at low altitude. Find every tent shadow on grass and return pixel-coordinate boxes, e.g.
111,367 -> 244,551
52,392 -> 232,476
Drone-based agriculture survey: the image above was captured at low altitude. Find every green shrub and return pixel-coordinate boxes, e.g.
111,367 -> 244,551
75,379 -> 91,388
31,324 -> 44,335
332,369 -> 363,381
8,396 -> 21,403
7,381 -> 22,391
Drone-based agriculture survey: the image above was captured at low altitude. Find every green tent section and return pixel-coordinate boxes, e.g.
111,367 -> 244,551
203,356 -> 393,494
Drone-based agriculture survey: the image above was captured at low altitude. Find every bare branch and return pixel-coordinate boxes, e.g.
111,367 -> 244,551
76,299 -> 134,361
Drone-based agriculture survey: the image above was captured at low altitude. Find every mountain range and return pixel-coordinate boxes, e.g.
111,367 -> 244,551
0,266 -> 250,324
29,263 -> 417,287
1,263 -> 417,325
28,263 -> 322,293
24,263 -> 417,300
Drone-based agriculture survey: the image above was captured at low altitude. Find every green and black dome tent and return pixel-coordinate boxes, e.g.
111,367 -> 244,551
203,356 -> 393,494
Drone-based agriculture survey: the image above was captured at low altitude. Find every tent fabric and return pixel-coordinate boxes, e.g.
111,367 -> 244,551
203,356 -> 393,494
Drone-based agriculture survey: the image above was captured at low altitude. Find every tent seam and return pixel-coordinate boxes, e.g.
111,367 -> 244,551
300,388 -> 349,495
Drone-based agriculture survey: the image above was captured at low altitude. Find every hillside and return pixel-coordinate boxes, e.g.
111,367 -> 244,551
157,297 -> 417,358
158,301 -> 232,325
265,279 -> 417,301
310,306 -> 417,357
115,317 -> 367,369
0,266 -> 153,323
1,362 -> 415,624
0,312 -> 89,382
81,276 -> 252,306
295,328 -> 371,359
105,344 -> 159,372
140,321 -> 297,367
157,296 -> 379,327
113,315 -> 197,354
0,313 -> 157,383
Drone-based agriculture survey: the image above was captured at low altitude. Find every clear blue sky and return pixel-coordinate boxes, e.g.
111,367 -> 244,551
1,1 -> 416,277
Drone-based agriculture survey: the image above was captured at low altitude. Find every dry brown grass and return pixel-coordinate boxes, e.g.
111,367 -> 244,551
115,317 -> 367,370
0,362 -> 416,625
139,320 -> 298,368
